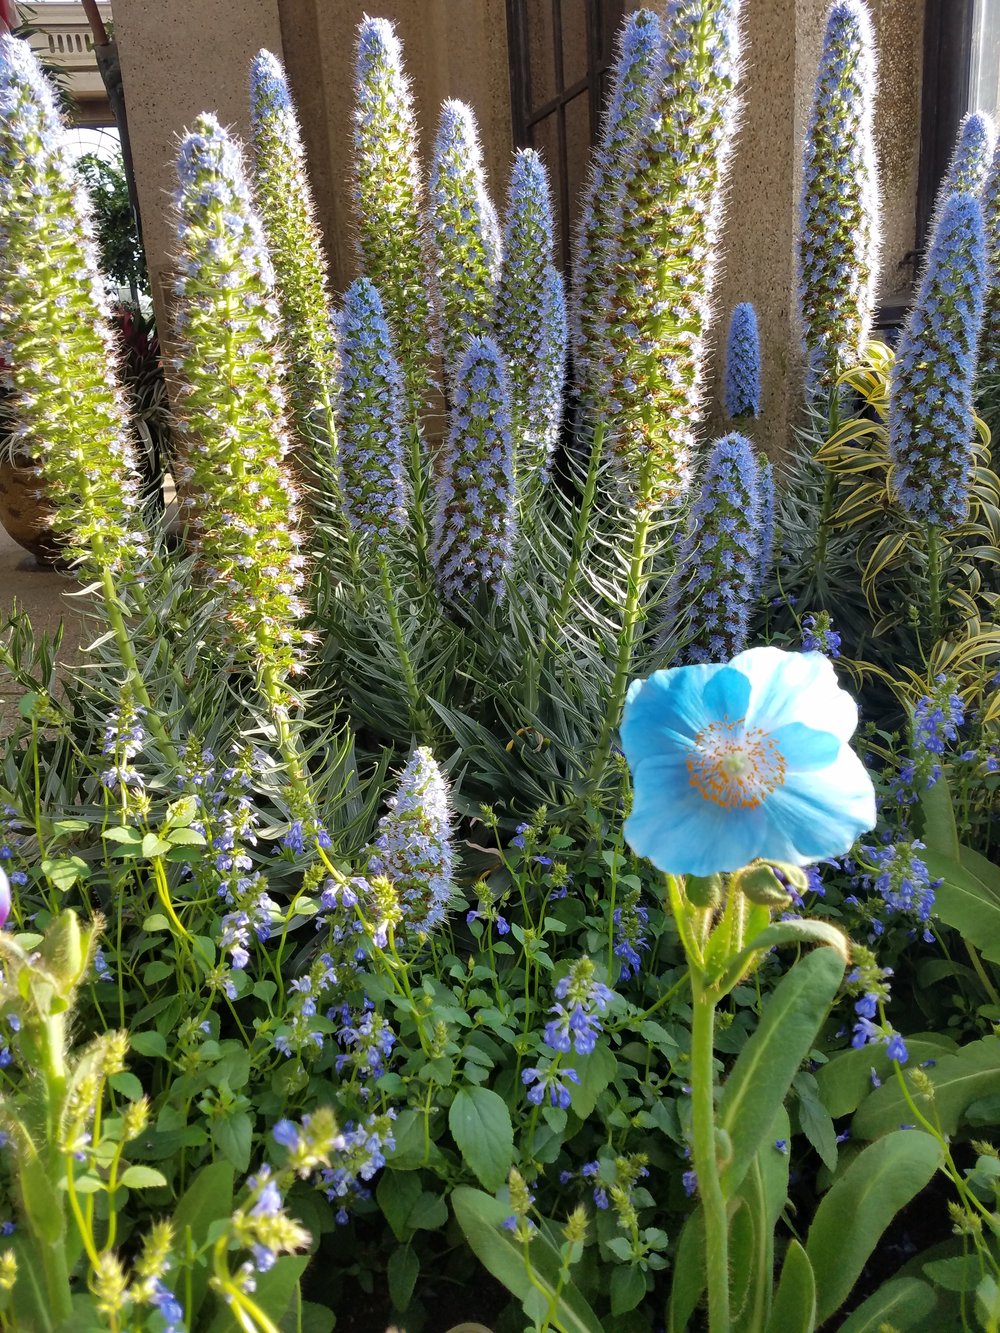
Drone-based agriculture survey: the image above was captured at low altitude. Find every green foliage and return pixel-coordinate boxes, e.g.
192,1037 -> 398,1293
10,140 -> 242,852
74,151 -> 147,296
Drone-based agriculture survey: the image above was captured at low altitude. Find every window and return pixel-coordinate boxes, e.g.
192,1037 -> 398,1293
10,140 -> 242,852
506,0 -> 626,269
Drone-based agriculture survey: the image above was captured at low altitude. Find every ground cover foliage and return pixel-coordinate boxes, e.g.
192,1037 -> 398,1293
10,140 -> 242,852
0,0 -> 999,1329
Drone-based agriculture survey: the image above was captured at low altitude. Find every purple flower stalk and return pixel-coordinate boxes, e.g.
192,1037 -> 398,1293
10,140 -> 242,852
0,34 -> 146,574
429,99 -> 502,381
433,336 -> 516,603
724,303 -> 761,419
602,0 -> 744,508
521,1063 -> 581,1109
978,135 -> 1000,380
353,17 -> 438,419
496,150 -> 566,488
335,278 -> 406,549
893,675 -> 965,803
367,748 -> 454,936
888,193 -> 987,527
573,10 -> 665,408
543,958 -> 614,1056
172,114 -> 310,686
661,432 -> 761,663
798,0 -> 880,398
757,454 -> 776,584
801,611 -> 841,658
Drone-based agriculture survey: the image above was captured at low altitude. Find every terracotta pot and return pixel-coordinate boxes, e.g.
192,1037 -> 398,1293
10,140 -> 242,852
0,453 -> 63,565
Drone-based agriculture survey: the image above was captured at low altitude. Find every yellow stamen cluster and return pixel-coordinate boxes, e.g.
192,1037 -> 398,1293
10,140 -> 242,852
687,719 -> 786,810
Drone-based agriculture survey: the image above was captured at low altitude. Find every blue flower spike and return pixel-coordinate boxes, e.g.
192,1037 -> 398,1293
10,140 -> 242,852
621,646 -> 876,876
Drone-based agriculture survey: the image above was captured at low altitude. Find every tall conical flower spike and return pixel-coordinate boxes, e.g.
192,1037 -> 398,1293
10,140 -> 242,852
756,454 -> 775,584
888,192 -> 987,528
172,114 -> 309,687
0,34 -> 145,574
724,303 -> 762,420
496,150 -> 564,486
429,99 -> 502,382
937,112 -> 996,203
249,50 -> 339,460
979,136 -> 1000,380
353,17 -> 438,420
573,9 -> 665,407
798,0 -> 880,399
335,278 -> 406,550
602,0 -> 744,509
433,336 -> 516,603
661,432 -> 761,663
367,747 -> 454,937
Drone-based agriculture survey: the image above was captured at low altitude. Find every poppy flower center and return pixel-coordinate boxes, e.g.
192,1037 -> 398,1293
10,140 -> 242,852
687,718 -> 786,809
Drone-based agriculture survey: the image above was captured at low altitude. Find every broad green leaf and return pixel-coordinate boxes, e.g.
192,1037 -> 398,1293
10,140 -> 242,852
388,1245 -> 419,1311
211,1111 -> 252,1172
923,844 -> 1000,965
610,1263 -> 647,1315
170,1161 -> 234,1319
376,1171 -> 422,1242
919,777 -> 959,860
141,833 -> 172,858
814,1037 -> 957,1118
568,1043 -> 617,1120
838,1277 -> 937,1332
448,1087 -> 513,1192
719,947 -> 846,1195
452,1187 -> 603,1333
765,1240 -> 816,1333
118,1165 -> 167,1190
922,1255 -> 980,1293
666,1209 -> 705,1332
102,825 -> 143,845
852,1036 -> 1000,1139
806,1130 -> 944,1323
795,1073 -> 838,1172
40,855 -> 89,891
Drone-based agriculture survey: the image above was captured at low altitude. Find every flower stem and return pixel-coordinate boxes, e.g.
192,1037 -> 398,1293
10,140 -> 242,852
690,972 -> 730,1333
378,554 -> 431,739
926,523 -> 943,642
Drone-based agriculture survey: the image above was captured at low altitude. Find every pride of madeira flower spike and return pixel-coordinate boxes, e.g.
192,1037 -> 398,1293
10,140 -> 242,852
353,16 -> 438,420
621,646 -> 876,876
428,99 -> 502,383
172,114 -> 310,690
433,336 -> 516,604
573,9 -> 664,411
888,192 -> 987,529
723,303 -> 761,420
496,149 -> 566,488
661,432 -> 761,664
798,0 -> 880,399
602,0 -> 743,508
0,33 -> 146,574
249,49 -> 339,461
980,135 -> 1000,381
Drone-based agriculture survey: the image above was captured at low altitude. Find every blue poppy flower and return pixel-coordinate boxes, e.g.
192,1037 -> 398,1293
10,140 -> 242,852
621,647 -> 876,876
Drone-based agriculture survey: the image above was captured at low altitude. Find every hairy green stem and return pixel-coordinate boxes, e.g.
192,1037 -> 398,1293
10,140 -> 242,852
691,974 -> 730,1333
379,554 -> 431,739
926,523 -> 943,643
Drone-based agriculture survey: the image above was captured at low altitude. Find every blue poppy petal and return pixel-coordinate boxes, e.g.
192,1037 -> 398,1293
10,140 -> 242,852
734,647 -> 858,742
621,665 -> 718,766
761,747 -> 876,865
771,722 -> 841,772
626,756 -> 769,875
702,665 -> 751,723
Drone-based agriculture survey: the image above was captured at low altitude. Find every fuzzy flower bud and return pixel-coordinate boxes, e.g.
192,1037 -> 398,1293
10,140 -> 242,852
661,432 -> 761,663
353,17 -> 438,419
172,113 -> 309,687
888,193 -> 987,527
0,35 -> 146,573
249,50 -> 338,456
367,747 -> 454,937
724,302 -> 761,419
429,99 -> 501,382
334,278 -> 406,548
936,111 -> 995,205
798,0 -> 880,397
600,0 -> 743,508
496,150 -> 565,487
573,10 -> 665,404
433,336 -> 516,603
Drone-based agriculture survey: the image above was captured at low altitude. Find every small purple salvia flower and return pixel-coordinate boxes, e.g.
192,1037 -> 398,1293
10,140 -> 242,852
496,149 -> 565,489
521,1064 -> 581,1109
888,193 -> 987,527
367,748 -> 454,936
543,958 -> 614,1056
798,0 -> 880,398
433,336 -> 516,603
801,611 -> 841,658
335,278 -> 406,548
429,98 -> 501,382
661,432 -> 761,663
724,303 -> 761,419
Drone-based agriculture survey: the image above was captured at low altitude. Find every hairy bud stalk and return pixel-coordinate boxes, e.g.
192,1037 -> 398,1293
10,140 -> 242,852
172,114 -> 310,698
0,34 -> 146,575
428,99 -> 501,384
798,0 -> 880,398
888,192 -> 987,528
661,432 -> 761,662
433,336 -> 516,603
723,302 -> 761,419
353,17 -> 438,421
249,50 -> 339,467
601,0 -> 743,510
496,149 -> 565,489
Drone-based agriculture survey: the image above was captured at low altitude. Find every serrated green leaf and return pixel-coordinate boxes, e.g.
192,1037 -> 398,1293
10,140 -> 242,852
119,1165 -> 167,1190
448,1087 -> 513,1192
387,1245 -> 418,1312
